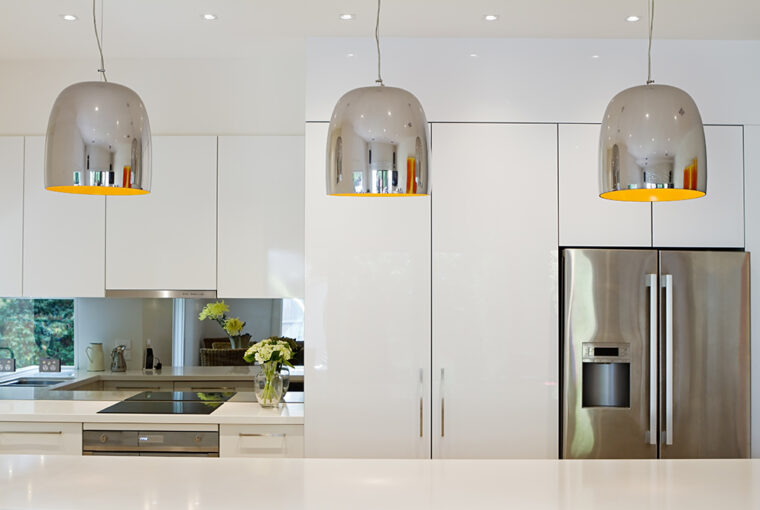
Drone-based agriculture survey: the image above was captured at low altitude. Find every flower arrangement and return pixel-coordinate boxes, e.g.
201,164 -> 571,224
244,338 -> 294,406
198,301 -> 248,347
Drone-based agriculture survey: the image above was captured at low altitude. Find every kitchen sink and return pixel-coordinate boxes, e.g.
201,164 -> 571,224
0,378 -> 71,387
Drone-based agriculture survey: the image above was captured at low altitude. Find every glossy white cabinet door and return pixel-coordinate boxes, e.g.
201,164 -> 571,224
218,136 -> 304,298
106,136 -> 217,290
652,125 -> 744,248
743,125 -> 759,459
559,124 -> 652,247
23,136 -> 105,298
304,123 -> 431,458
432,123 -> 558,459
0,137 -> 24,297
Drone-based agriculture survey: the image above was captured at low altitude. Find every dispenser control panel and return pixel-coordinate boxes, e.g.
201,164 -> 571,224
582,342 -> 631,363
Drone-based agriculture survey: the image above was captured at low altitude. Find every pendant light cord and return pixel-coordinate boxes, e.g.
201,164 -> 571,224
375,0 -> 383,86
93,0 -> 108,82
646,0 -> 654,84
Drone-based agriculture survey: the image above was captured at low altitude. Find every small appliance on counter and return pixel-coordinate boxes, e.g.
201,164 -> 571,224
110,345 -> 127,372
85,342 -> 105,372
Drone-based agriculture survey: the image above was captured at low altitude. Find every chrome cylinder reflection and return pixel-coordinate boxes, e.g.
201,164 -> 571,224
45,81 -> 151,195
326,86 -> 429,195
599,84 -> 706,201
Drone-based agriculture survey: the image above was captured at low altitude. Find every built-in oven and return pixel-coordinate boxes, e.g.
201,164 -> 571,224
82,428 -> 219,457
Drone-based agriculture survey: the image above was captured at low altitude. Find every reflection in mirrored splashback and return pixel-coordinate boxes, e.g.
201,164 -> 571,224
181,298 -> 304,367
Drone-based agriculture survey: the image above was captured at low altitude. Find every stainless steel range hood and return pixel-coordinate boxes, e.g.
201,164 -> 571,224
104,290 -> 217,299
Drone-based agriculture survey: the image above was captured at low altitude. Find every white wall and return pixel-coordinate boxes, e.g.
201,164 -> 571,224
306,38 -> 760,124
0,43 -> 305,136
75,298 -> 172,370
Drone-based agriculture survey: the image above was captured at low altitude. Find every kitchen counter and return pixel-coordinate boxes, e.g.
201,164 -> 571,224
0,395 -> 303,425
1,456 -> 758,509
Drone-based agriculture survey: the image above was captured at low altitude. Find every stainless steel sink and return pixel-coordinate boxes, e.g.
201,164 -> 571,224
0,378 -> 69,387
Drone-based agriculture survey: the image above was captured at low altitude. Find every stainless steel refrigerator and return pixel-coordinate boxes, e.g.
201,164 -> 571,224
561,249 -> 750,459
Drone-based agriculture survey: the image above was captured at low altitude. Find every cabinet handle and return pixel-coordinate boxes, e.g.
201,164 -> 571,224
646,274 -> 658,445
440,368 -> 445,438
115,386 -> 160,390
238,433 -> 286,438
662,274 -> 674,446
418,368 -> 424,438
0,431 -> 62,435
191,386 -> 234,390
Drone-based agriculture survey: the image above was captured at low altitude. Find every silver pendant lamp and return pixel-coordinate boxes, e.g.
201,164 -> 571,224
599,0 -> 706,202
45,0 -> 151,195
326,0 -> 429,196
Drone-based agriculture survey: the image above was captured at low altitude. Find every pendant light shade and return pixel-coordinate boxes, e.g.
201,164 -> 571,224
45,81 -> 151,195
599,84 -> 706,201
326,85 -> 429,195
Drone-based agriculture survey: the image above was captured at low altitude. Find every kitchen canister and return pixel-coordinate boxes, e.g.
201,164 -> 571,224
85,342 -> 105,372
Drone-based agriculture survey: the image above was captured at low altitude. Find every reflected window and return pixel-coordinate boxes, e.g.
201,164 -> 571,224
0,299 -> 75,368
281,299 -> 304,342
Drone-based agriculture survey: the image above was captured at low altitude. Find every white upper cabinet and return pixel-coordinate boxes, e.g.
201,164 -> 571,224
23,136 -> 105,298
304,123 -> 431,459
106,136 -> 217,290
0,137 -> 24,297
559,124 -> 652,247
431,123 -> 558,459
217,136 -> 304,298
652,125 -> 744,248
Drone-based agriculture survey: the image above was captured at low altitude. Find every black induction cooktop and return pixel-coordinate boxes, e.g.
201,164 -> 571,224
125,391 -> 235,402
98,400 -> 223,414
98,391 -> 236,415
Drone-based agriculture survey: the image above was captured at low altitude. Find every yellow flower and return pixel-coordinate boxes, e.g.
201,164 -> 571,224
223,317 -> 245,336
199,301 -> 229,321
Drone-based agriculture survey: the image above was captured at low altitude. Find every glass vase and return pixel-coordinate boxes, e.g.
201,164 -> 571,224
255,362 -> 283,407
228,334 -> 251,349
279,367 -> 290,402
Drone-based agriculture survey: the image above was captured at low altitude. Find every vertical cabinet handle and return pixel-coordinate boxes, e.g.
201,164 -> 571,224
440,368 -> 445,438
662,274 -> 674,446
419,369 -> 424,438
645,274 -> 658,445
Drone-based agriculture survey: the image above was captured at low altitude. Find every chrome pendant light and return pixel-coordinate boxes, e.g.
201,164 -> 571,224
326,0 -> 429,196
45,0 -> 151,195
599,0 -> 706,202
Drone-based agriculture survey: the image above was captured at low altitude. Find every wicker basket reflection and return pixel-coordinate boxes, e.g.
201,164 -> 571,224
199,348 -> 248,366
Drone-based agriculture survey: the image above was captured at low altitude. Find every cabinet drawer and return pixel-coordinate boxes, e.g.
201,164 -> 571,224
0,422 -> 81,455
173,380 -> 253,392
102,380 -> 173,391
220,424 -> 303,458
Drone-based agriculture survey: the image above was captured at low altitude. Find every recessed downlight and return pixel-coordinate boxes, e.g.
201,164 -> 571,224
626,15 -> 641,22
60,14 -> 78,21
346,52 -> 356,58
483,14 -> 499,21
469,53 -> 479,58
202,13 -> 218,21
339,13 -> 354,20
591,55 -> 600,59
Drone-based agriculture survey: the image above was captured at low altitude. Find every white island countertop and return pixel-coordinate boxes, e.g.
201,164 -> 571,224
1,456 -> 759,509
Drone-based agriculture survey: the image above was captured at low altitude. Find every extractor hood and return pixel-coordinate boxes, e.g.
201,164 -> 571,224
104,290 -> 217,299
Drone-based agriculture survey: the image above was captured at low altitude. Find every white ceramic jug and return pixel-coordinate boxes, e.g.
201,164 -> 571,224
85,342 -> 105,372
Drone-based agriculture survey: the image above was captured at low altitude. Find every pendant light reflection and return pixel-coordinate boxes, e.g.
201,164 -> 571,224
45,0 -> 151,195
326,0 -> 429,196
599,0 -> 705,202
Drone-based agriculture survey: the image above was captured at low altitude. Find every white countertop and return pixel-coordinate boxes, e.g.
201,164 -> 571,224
0,398 -> 303,425
1,456 -> 758,509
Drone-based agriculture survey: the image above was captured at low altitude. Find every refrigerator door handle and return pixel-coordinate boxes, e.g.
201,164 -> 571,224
662,274 -> 674,446
646,274 -> 658,445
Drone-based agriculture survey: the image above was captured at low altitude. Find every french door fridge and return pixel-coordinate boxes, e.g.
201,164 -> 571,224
561,249 -> 750,459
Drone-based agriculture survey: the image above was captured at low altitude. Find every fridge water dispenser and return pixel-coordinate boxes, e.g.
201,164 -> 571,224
581,343 -> 631,408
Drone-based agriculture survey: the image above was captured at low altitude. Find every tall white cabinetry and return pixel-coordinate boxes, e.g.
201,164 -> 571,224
652,125 -> 744,247
559,124 -> 652,247
0,137 -> 24,297
106,136 -> 217,290
23,136 -> 105,297
558,124 -> 744,248
304,123 -> 431,458
217,136 -> 304,298
431,123 -> 559,459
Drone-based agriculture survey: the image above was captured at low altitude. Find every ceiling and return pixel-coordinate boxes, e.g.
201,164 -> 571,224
1,0 -> 758,59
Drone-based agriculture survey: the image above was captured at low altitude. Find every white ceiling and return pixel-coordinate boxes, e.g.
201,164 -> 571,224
1,0 -> 758,60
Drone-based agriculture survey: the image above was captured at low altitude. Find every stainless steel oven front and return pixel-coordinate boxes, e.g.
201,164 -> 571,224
83,428 -> 219,457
